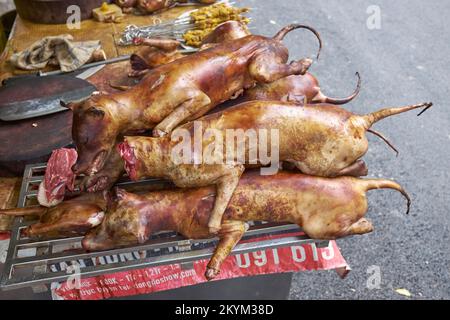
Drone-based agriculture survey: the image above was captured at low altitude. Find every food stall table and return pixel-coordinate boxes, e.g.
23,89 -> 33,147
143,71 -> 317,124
0,7 -> 349,300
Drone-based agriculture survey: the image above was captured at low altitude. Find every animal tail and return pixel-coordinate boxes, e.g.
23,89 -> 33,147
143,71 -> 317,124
361,102 -> 432,129
273,24 -> 323,59
320,72 -> 361,105
367,129 -> 399,156
0,206 -> 46,216
361,179 -> 411,215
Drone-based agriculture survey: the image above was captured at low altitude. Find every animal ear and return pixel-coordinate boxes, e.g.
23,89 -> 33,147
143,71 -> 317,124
60,96 -> 89,110
114,188 -> 129,202
87,106 -> 105,118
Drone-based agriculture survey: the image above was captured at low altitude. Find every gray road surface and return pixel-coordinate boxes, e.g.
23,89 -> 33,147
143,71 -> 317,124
240,0 -> 449,300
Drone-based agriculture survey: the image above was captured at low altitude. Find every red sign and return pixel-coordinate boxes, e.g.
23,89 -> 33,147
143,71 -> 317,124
51,234 -> 349,300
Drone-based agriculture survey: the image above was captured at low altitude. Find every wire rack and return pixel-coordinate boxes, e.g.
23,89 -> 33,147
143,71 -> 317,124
0,163 -> 329,292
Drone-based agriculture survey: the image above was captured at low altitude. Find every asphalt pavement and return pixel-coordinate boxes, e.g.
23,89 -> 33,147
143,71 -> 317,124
239,0 -> 449,300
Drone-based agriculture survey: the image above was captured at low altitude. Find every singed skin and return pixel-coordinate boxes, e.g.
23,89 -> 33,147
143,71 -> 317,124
0,172 -> 410,279
81,21 -> 252,191
0,192 -> 106,239
68,24 -> 319,177
241,72 -> 361,105
125,102 -> 371,178
129,38 -> 184,77
82,171 -> 410,280
121,100 -> 431,233
201,20 -> 251,47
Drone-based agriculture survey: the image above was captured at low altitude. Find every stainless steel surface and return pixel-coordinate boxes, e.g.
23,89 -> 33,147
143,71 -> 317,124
74,64 -> 106,80
1,163 -> 329,291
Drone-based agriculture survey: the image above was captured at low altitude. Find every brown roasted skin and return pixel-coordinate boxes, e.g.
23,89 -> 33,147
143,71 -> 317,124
241,72 -> 361,105
0,193 -> 106,239
82,171 -> 410,280
136,0 -> 216,14
129,38 -> 184,78
120,100 -> 431,233
137,0 -> 174,13
201,20 -> 251,47
80,22 -> 251,190
68,24 -> 321,176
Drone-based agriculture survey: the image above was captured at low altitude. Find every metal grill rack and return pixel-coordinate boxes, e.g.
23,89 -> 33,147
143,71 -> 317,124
1,163 -> 329,291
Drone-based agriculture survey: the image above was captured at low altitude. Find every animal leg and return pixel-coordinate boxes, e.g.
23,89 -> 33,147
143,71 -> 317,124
23,219 -> 68,238
24,207 -> 104,238
249,53 -> 312,83
208,165 -> 245,234
138,38 -> 180,52
346,218 -> 374,236
336,160 -> 368,177
0,206 -> 46,216
152,91 -> 211,137
205,220 -> 248,280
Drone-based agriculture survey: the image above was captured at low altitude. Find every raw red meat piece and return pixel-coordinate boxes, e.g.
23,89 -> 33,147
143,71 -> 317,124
38,148 -> 78,207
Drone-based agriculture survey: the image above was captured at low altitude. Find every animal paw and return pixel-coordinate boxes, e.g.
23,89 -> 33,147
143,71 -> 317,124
205,267 -> 220,280
291,58 -> 313,75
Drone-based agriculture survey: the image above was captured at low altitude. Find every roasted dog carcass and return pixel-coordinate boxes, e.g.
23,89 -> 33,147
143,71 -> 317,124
0,171 -> 410,279
241,72 -> 361,105
118,100 -> 430,233
66,24 -> 322,178
84,171 -> 409,279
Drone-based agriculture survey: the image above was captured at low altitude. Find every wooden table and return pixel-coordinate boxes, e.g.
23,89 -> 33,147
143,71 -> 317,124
0,5 -> 197,231
0,6 -> 191,79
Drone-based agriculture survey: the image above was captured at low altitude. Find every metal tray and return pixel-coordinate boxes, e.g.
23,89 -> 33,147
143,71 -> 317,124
1,163 -> 329,291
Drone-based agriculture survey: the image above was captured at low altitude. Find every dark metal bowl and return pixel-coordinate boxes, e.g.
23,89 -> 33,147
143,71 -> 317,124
13,0 -> 110,24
